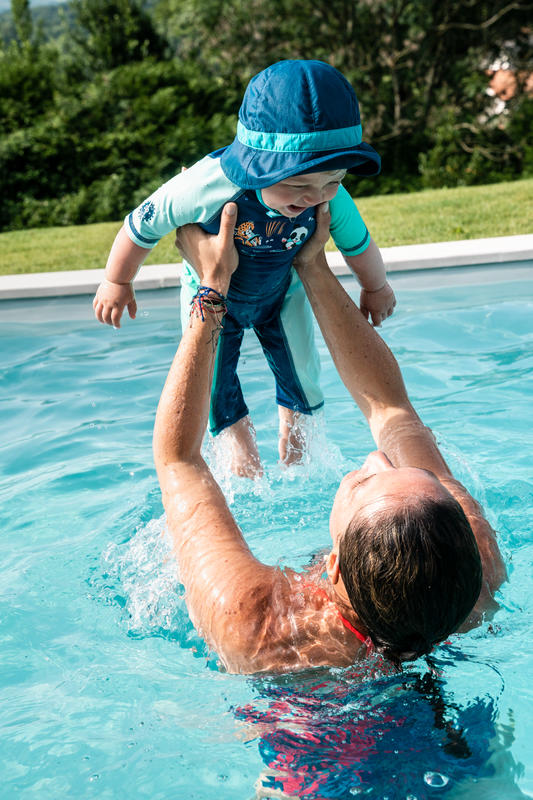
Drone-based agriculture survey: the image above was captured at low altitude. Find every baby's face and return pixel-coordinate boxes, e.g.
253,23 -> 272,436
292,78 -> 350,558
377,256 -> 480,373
261,170 -> 346,218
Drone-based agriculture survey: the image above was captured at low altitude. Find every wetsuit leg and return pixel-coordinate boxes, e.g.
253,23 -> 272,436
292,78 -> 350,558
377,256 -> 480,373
254,272 -> 324,413
209,313 -> 249,435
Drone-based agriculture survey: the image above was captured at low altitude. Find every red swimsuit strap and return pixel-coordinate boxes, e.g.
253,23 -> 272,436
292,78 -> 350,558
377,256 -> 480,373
337,611 -> 368,645
301,579 -> 372,650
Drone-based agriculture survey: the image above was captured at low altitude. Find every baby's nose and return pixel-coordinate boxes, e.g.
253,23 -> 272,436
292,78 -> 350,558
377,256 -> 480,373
302,188 -> 323,205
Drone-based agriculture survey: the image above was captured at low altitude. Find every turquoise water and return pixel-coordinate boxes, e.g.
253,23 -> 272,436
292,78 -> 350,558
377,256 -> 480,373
1,273 -> 532,799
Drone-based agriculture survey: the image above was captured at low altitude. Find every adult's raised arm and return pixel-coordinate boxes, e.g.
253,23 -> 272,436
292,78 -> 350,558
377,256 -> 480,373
293,203 -> 506,608
153,205 -> 274,671
293,203 -> 451,480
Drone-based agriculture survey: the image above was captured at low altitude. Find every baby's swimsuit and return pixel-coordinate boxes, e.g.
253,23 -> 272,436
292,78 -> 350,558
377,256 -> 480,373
125,150 -> 371,433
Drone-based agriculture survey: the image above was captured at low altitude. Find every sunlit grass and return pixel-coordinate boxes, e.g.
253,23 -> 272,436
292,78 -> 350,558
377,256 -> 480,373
357,178 -> 532,246
1,178 -> 531,275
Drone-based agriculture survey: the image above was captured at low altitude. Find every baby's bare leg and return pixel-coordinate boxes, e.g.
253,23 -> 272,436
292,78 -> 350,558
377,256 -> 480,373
218,415 -> 263,478
278,406 -> 306,465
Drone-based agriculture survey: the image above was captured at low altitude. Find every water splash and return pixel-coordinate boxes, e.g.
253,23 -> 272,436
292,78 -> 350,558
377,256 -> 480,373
98,518 -> 211,658
279,409 -> 347,483
203,409 -> 347,507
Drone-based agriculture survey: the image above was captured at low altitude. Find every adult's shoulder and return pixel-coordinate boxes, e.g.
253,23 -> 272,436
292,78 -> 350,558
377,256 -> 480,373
440,475 -> 507,619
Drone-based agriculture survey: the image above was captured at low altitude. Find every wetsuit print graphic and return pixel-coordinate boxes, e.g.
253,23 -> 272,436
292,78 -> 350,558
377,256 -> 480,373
282,226 -> 309,250
235,221 -> 262,247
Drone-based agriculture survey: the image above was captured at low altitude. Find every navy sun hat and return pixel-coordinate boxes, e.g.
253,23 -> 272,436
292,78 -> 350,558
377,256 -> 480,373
220,60 -> 381,190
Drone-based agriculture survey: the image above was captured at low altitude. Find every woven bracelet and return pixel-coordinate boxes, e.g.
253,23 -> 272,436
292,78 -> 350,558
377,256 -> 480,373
190,285 -> 228,322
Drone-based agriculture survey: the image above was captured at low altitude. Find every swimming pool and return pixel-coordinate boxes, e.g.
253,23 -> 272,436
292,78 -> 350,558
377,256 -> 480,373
1,268 -> 532,799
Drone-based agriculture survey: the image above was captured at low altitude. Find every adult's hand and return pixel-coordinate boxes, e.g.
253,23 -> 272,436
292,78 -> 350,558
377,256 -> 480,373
292,201 -> 331,274
175,203 -> 239,296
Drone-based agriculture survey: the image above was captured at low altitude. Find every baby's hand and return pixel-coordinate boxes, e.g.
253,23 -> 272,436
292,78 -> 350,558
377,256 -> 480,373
93,279 -> 137,328
360,281 -> 396,327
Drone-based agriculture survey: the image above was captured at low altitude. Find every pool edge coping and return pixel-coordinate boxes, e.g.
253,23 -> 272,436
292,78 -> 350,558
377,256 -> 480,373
1,233 -> 532,299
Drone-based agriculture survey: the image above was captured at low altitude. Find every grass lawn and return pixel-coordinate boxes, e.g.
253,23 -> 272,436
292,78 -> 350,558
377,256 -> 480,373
1,178 -> 531,276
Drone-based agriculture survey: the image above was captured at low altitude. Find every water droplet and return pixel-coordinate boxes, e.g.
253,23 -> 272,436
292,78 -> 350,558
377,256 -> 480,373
423,771 -> 449,788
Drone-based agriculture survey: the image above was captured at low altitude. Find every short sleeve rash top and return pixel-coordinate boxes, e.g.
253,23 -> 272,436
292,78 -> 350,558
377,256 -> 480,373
125,149 -> 370,302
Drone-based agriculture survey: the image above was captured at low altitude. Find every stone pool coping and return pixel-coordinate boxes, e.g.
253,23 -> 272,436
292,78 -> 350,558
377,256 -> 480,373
1,234 -> 531,300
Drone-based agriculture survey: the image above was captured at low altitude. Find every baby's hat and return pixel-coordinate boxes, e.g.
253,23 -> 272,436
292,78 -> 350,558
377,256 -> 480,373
220,60 -> 381,189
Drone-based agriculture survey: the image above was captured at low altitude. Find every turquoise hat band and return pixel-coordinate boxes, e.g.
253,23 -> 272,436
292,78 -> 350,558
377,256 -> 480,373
236,121 -> 363,153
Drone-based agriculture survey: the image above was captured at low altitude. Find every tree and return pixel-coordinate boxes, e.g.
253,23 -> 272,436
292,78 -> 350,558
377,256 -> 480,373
155,0 -> 533,191
11,0 -> 32,45
69,0 -> 167,73
1,0 -> 531,232
0,57 -> 237,231
0,0 -> 58,137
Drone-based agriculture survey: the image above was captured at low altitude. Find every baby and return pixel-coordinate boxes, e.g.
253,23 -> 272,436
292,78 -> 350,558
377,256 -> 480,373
93,60 -> 396,474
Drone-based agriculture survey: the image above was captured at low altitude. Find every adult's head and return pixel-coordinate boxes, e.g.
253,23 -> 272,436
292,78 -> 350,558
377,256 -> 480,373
328,452 -> 483,665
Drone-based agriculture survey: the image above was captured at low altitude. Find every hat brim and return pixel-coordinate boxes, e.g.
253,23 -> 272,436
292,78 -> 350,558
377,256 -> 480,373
219,140 -> 381,190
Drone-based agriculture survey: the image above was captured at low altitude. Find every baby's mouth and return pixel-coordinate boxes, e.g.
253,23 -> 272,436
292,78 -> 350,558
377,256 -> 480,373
286,204 -> 307,216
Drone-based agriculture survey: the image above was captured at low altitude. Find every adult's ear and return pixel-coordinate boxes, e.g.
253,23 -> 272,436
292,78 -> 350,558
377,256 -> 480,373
326,550 -> 340,585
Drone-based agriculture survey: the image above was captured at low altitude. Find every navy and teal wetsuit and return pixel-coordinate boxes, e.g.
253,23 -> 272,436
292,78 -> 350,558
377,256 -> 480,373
125,150 -> 371,434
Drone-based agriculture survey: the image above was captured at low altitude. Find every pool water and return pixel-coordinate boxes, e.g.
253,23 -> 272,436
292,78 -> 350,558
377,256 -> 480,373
1,273 -> 532,799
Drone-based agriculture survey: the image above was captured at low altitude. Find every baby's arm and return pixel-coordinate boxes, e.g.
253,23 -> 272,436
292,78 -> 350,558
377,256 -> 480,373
343,239 -> 396,327
93,227 -> 150,328
329,185 -> 396,326
92,155 -> 243,328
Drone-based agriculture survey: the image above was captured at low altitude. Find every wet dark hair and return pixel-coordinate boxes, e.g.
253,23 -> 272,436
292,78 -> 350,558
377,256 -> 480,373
338,494 -> 483,666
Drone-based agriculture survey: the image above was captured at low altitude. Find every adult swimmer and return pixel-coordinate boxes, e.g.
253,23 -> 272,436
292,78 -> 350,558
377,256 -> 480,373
153,201 -> 506,673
